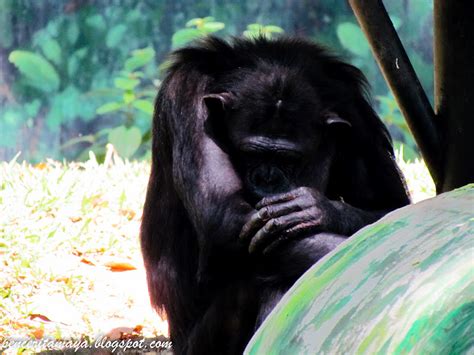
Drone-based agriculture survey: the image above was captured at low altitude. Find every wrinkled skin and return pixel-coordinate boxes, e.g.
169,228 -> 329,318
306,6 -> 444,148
240,187 -> 380,255
140,36 -> 410,355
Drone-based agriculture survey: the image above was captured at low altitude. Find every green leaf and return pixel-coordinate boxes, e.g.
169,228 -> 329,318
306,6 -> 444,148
126,9 -> 141,23
75,47 -> 88,59
68,47 -> 89,78
46,19 -> 60,37
67,56 -> 79,77
410,52 -> 433,94
46,86 -> 82,129
202,22 -> 225,33
8,50 -> 60,93
133,100 -> 154,115
108,125 -> 142,158
390,16 -> 402,30
264,25 -> 284,33
186,18 -> 203,27
247,24 -> 262,31
114,77 -> 140,90
32,29 -> 49,48
106,25 -> 127,48
124,47 -> 155,71
337,22 -> 370,58
67,21 -> 79,44
85,14 -> 106,30
46,102 -> 62,130
172,28 -> 203,48
40,38 -> 62,65
376,95 -> 398,113
123,92 -> 135,104
96,102 -> 124,114
59,86 -> 80,121
2,109 -> 22,126
25,100 -> 41,117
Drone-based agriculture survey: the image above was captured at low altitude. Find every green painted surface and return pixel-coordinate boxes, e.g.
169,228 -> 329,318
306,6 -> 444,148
245,184 -> 474,355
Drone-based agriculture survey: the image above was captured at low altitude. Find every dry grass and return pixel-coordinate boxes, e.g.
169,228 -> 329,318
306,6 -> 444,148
0,147 -> 166,347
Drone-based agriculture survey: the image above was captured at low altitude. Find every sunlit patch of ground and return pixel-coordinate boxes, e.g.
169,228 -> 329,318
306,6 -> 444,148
0,148 -> 166,349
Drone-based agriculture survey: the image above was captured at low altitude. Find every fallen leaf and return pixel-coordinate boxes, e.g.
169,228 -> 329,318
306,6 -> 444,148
133,324 -> 143,334
72,249 -> 83,256
29,314 -> 51,322
104,260 -> 136,272
106,326 -> 135,340
35,162 -> 48,170
10,321 -> 35,330
80,258 -> 95,266
31,327 -> 44,339
54,276 -> 72,283
119,209 -> 136,220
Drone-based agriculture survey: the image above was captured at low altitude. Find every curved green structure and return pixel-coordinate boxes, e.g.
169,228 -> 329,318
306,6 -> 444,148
245,184 -> 474,355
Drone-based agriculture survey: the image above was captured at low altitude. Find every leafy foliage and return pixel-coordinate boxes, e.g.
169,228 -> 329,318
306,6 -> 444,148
69,46 -> 157,160
336,23 -> 370,58
107,126 -> 142,158
172,17 -> 225,48
8,50 -> 60,92
0,1 -> 433,163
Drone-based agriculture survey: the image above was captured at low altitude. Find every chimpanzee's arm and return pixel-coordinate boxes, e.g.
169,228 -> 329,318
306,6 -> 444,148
256,232 -> 346,282
188,136 -> 254,254
161,72 -> 254,277
240,187 -> 386,255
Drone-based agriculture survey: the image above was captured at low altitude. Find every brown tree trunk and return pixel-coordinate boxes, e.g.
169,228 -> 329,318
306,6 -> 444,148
434,1 -> 474,192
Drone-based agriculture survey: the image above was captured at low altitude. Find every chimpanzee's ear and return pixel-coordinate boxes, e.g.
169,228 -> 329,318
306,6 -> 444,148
323,111 -> 352,128
203,93 -> 233,151
203,93 -> 234,117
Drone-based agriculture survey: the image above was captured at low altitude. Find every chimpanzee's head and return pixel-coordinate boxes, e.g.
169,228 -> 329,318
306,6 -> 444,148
204,63 -> 351,203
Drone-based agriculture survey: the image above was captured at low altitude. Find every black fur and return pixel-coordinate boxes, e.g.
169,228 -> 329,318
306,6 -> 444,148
141,36 -> 410,354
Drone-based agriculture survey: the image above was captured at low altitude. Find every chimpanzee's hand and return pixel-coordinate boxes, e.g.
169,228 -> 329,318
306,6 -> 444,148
239,187 -> 341,255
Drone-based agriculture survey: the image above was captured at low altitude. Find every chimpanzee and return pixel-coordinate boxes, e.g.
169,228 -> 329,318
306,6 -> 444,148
140,36 -> 410,354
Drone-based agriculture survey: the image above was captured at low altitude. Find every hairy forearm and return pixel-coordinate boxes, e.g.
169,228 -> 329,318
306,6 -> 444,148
330,200 -> 388,235
257,233 -> 347,285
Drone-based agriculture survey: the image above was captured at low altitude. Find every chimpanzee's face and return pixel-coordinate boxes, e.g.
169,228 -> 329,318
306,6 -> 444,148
204,68 -> 351,203
226,102 -> 322,200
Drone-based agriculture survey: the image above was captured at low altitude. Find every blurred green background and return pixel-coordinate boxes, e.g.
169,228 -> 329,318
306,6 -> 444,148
0,0 -> 433,163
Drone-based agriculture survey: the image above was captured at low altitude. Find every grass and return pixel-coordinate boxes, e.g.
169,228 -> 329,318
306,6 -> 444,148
0,147 -> 166,348
0,145 -> 435,350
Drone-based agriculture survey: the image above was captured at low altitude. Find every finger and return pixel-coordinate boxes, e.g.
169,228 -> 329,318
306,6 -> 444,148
239,209 -> 267,241
255,191 -> 295,209
255,187 -> 311,209
240,198 -> 305,241
248,211 -> 312,254
258,199 -> 304,219
284,220 -> 321,239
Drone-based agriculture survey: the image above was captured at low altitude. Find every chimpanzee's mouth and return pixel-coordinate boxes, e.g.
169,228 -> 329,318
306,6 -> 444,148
246,163 -> 291,199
